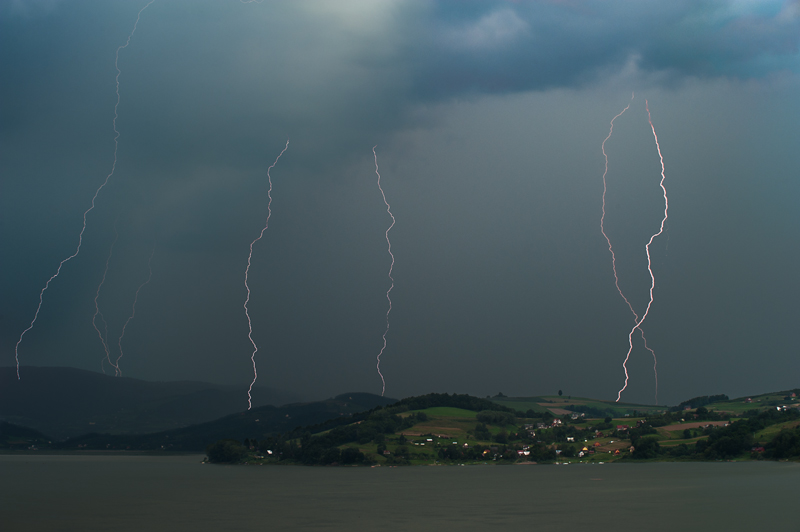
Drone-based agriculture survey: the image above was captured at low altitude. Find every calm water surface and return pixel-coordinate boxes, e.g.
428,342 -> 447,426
1,454 -> 796,531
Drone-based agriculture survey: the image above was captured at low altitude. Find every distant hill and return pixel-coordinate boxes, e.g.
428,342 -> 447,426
56,392 -> 397,451
0,421 -> 52,449
491,395 -> 668,418
0,366 -> 303,439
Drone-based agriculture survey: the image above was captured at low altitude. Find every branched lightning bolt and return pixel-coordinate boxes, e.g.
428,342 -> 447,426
244,139 -> 289,410
92,222 -> 120,375
601,94 -> 655,400
14,0 -> 155,379
601,93 -> 635,317
373,146 -> 395,397
615,99 -> 668,402
114,246 -> 155,376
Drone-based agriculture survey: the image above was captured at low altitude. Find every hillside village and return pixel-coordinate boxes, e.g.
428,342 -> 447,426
204,390 -> 800,465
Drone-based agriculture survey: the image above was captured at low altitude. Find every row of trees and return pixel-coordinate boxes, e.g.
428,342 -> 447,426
437,442 -> 556,463
626,408 -> 800,460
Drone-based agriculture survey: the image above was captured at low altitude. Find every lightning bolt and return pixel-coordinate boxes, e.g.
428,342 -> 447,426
92,222 -> 120,375
14,0 -> 155,379
614,99 -> 668,402
244,139 -> 289,410
114,246 -> 155,376
601,93 -> 635,318
373,146 -> 395,397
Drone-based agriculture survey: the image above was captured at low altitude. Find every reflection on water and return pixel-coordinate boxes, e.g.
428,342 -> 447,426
1,454 -> 796,531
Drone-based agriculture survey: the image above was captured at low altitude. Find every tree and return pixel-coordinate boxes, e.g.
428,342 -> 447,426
766,427 -> 800,459
322,448 -> 341,464
631,437 -> 660,459
476,410 -> 515,425
474,423 -> 491,441
558,390 -> 563,396
341,447 -> 364,464
206,440 -> 247,463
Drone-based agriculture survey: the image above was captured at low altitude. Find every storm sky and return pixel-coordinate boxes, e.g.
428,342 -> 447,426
2,0 -> 799,406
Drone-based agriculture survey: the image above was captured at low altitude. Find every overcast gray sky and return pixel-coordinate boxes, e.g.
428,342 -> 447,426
2,0 -> 798,406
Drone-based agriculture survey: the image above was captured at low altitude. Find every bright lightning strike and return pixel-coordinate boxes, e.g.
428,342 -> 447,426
612,99 -> 669,403
601,94 -> 658,401
114,247 -> 156,376
14,0 -> 155,379
373,146 -> 395,397
244,139 -> 289,410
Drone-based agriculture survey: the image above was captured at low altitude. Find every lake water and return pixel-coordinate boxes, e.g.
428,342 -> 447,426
1,454 -> 796,531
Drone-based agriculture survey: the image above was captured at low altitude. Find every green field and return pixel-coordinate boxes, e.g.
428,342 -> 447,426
417,407 -> 477,418
707,392 -> 798,414
753,419 -> 800,444
492,395 -> 666,417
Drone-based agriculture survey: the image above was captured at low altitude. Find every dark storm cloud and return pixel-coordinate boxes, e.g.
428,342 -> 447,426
408,0 -> 800,98
3,1 -> 797,169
